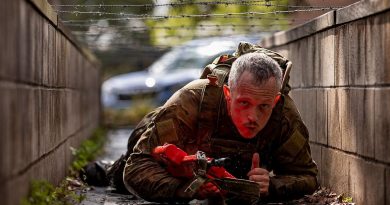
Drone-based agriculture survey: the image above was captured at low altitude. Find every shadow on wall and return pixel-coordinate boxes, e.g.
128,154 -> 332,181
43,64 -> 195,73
320,15 -> 389,205
282,12 -> 389,204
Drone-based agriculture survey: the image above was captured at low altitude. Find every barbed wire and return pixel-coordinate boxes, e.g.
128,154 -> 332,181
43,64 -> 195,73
54,1 -> 341,50
74,30 -> 278,37
64,23 -> 293,30
74,32 -> 273,39
72,27 -> 281,34
58,6 -> 337,21
52,1 -> 340,10
53,0 -> 271,8
61,14 -> 310,23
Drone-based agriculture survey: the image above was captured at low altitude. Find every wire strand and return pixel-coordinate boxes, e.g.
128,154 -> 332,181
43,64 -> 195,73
64,23 -> 294,29
52,1 -> 340,10
73,32 -> 276,39
57,6 -> 337,19
52,1 -> 342,49
60,13 -> 311,23
53,0 -> 277,8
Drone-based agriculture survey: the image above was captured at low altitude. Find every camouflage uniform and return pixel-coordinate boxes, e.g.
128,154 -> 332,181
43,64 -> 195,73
122,78 -> 318,202
115,42 -> 318,202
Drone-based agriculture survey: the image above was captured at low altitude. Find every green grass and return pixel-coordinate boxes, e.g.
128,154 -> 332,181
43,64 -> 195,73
103,99 -> 157,127
69,127 -> 107,175
22,127 -> 107,205
21,180 -> 85,205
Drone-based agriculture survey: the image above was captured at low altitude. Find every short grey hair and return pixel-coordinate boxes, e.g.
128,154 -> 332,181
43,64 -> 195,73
228,52 -> 283,91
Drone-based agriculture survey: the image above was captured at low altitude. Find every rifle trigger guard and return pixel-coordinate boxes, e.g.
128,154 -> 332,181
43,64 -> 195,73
195,151 -> 207,176
184,176 -> 208,195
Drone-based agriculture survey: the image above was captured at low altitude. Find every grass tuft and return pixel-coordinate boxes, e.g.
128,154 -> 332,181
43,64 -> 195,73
22,127 -> 107,205
103,100 -> 156,127
69,127 -> 107,175
21,180 -> 85,205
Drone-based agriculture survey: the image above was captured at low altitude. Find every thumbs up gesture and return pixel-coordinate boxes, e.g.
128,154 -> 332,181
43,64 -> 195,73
247,153 -> 270,196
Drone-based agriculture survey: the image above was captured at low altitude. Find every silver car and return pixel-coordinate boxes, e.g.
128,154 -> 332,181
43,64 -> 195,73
102,36 -> 261,109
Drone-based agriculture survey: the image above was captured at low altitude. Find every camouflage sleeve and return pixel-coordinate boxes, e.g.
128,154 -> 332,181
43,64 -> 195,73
269,96 -> 319,200
123,81 -> 203,202
123,123 -> 188,202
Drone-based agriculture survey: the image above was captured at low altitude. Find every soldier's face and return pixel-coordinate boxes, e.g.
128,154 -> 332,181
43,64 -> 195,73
223,71 -> 279,139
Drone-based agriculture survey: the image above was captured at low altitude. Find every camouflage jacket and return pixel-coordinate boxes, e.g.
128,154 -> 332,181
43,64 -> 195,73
123,79 -> 318,202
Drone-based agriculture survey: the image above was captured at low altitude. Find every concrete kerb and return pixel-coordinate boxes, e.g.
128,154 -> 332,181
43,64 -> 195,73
260,11 -> 335,48
261,0 -> 390,49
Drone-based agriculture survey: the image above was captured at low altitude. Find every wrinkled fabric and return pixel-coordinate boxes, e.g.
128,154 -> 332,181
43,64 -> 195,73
123,79 -> 318,202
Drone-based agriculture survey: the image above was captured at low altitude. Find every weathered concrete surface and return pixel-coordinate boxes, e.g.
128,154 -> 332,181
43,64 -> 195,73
261,3 -> 390,204
0,0 -> 100,204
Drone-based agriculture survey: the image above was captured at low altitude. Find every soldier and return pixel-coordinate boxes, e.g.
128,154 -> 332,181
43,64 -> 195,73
108,42 -> 318,203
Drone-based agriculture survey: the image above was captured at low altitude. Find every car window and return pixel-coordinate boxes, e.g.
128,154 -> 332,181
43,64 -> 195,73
149,44 -> 234,74
172,49 -> 233,70
171,49 -> 209,70
148,48 -> 182,74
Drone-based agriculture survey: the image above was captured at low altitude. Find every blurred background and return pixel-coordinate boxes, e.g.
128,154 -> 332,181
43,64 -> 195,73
49,0 -> 358,127
8,1 -> 390,205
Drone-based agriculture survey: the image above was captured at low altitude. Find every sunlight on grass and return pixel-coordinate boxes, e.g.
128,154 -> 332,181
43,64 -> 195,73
103,100 -> 157,127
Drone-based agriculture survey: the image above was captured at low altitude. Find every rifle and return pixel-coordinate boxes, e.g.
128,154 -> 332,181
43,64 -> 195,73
152,143 -> 260,204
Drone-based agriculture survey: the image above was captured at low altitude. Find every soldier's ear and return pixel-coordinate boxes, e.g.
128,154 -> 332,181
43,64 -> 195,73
223,85 -> 231,101
273,92 -> 281,108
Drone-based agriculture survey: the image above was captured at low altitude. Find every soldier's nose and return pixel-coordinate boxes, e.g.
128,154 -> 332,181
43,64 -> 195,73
247,114 -> 258,123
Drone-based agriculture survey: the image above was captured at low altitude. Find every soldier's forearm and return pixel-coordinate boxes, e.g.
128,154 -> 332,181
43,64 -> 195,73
123,153 -> 184,202
269,174 -> 318,200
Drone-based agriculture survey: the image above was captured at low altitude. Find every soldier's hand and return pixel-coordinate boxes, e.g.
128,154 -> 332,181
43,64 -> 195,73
195,182 -> 221,199
247,153 -> 269,196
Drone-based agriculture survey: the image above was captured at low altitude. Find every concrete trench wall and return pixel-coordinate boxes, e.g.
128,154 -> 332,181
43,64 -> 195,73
0,0 -> 101,204
260,0 -> 390,204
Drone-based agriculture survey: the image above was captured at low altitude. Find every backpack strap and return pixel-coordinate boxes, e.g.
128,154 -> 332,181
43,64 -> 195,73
281,61 -> 292,95
200,55 -> 235,82
197,74 -> 225,150
197,57 -> 234,149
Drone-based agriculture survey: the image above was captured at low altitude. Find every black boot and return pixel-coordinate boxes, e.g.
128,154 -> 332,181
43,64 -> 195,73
80,161 -> 110,187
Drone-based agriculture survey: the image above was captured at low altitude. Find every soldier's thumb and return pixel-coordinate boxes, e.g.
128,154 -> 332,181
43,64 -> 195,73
251,153 -> 260,170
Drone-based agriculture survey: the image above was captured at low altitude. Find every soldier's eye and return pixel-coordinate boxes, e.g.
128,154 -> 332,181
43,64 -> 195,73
260,104 -> 271,110
238,101 -> 249,107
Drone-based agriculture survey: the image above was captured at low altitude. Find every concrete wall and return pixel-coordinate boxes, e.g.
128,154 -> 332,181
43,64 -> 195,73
261,0 -> 390,204
0,0 -> 101,204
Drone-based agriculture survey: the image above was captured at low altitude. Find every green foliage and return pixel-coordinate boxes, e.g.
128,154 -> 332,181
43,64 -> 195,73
103,99 -> 156,127
147,0 -> 290,46
22,127 -> 106,205
58,0 -> 154,22
70,127 -> 107,175
56,0 -> 155,50
55,0 -> 291,47
21,180 -> 85,205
